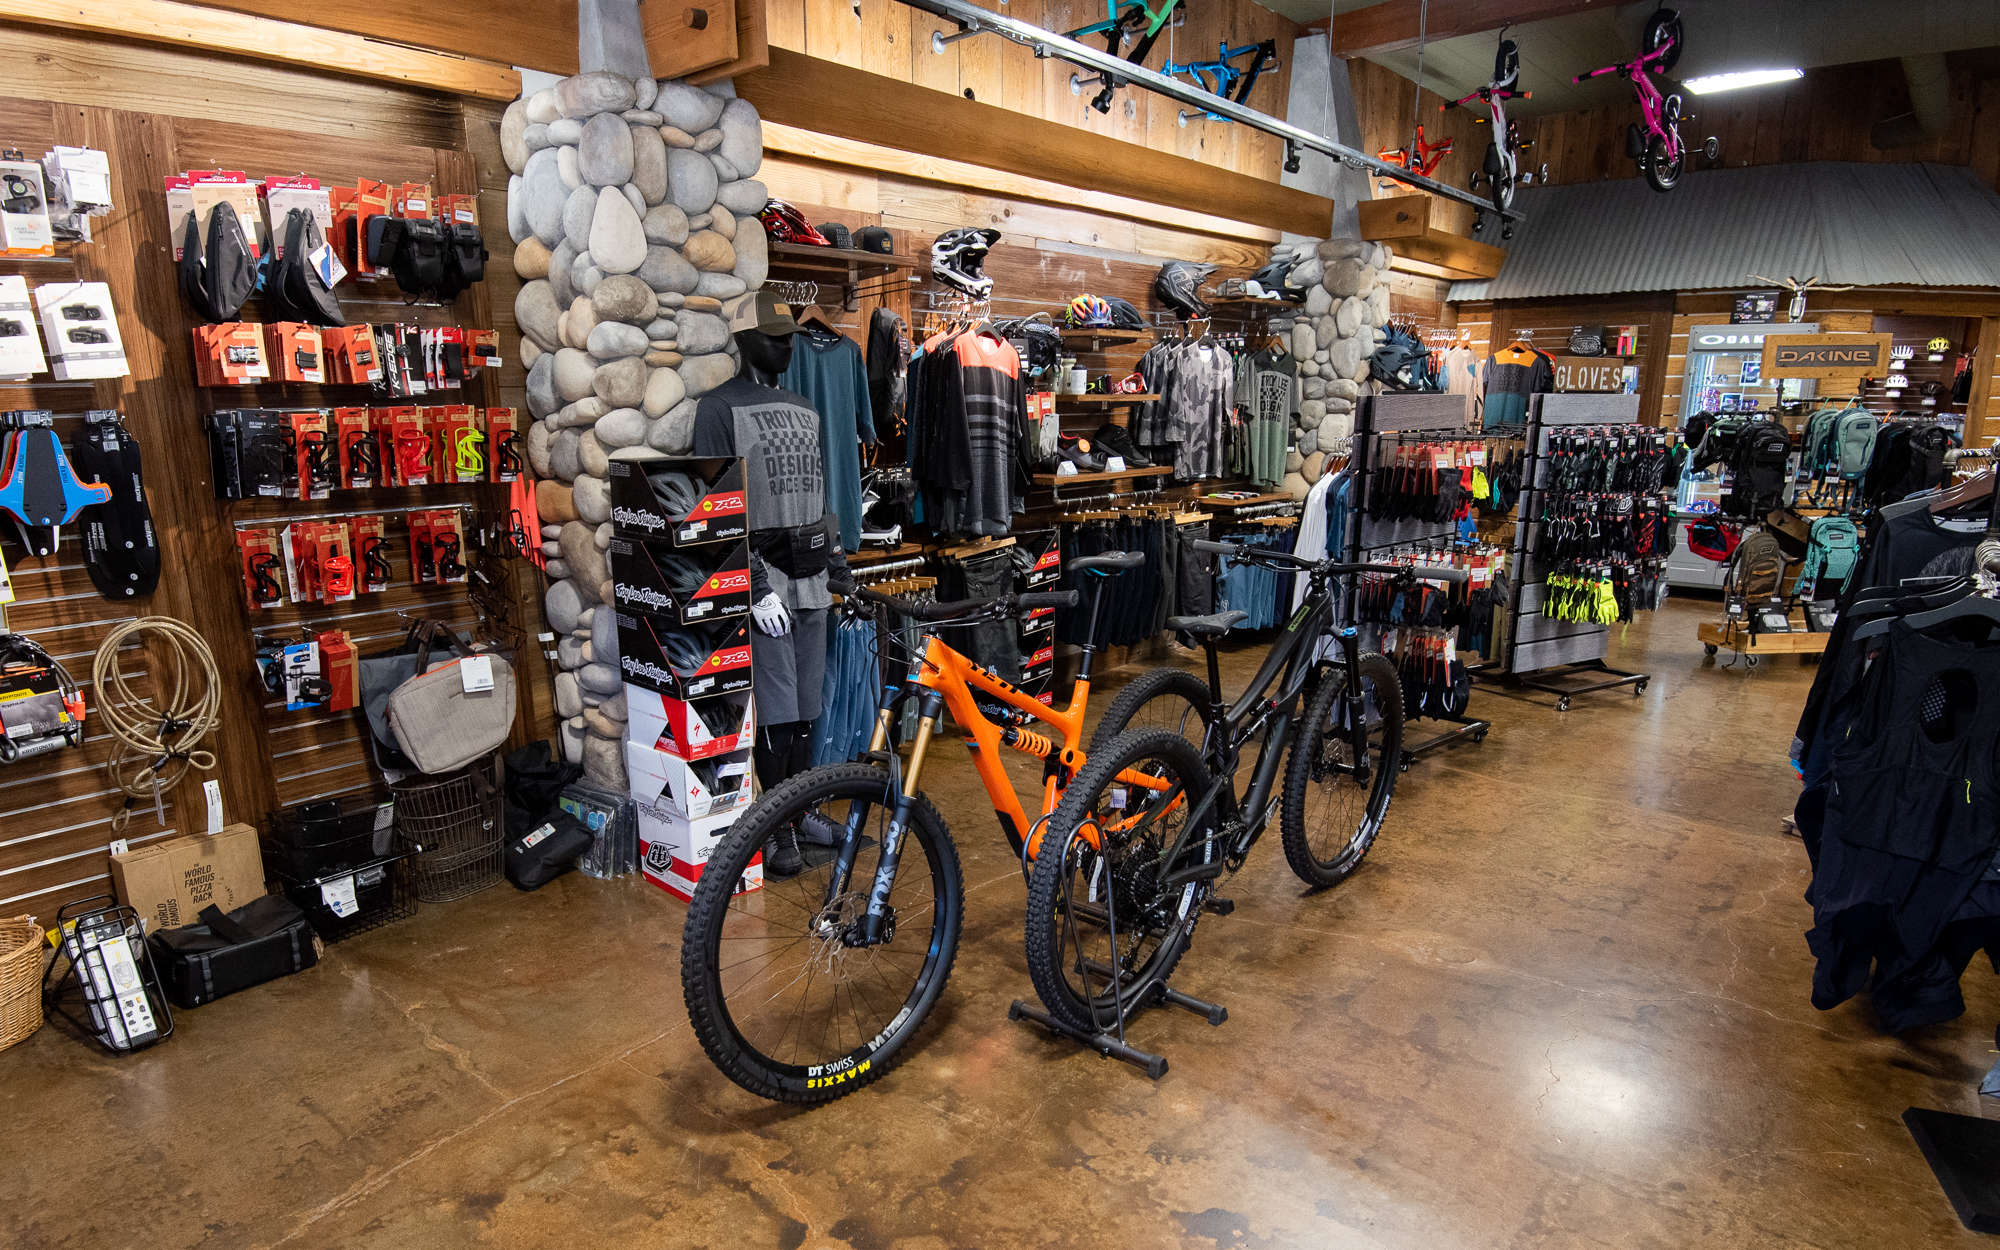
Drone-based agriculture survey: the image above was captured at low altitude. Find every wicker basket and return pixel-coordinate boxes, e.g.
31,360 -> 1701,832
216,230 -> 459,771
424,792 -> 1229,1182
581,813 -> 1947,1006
0,915 -> 46,1053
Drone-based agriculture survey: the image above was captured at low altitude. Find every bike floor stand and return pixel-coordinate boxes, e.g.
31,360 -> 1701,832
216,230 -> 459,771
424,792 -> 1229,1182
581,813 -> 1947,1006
1009,978 -> 1227,1080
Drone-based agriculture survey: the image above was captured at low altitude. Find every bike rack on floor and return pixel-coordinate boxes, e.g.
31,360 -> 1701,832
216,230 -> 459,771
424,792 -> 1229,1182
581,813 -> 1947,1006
1398,710 -> 1492,765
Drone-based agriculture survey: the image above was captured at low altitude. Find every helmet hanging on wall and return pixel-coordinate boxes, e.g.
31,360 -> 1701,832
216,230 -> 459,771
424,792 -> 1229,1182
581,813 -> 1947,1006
931,227 -> 1002,298
1155,261 -> 1216,321
1066,294 -> 1113,328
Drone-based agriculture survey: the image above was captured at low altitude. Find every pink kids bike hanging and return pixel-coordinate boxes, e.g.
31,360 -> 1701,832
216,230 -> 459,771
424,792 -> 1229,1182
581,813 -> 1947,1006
1572,6 -> 1721,193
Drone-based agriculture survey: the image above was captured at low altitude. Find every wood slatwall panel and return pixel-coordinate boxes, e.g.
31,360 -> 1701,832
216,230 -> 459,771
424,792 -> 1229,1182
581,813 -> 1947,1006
1353,53 -> 2000,193
770,0 -> 1300,182
0,31 -> 545,920
1453,294 -> 1676,425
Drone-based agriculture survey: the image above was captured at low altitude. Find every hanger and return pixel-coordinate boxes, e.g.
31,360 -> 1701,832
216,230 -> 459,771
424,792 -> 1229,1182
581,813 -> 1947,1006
1881,467 -> 1993,519
794,301 -> 838,335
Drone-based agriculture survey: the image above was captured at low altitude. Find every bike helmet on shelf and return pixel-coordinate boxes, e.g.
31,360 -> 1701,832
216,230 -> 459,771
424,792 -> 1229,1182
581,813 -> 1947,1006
1104,295 -> 1146,330
931,227 -> 1001,298
759,199 -> 830,246
1155,261 -> 1215,320
1066,294 -> 1113,328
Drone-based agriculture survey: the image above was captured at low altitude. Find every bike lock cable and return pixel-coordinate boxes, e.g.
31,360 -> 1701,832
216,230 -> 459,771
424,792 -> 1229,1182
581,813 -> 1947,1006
93,617 -> 221,832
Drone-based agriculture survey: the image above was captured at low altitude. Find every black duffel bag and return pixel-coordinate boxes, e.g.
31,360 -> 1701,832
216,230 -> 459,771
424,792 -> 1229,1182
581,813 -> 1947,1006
147,895 -> 321,1009
505,810 -> 594,891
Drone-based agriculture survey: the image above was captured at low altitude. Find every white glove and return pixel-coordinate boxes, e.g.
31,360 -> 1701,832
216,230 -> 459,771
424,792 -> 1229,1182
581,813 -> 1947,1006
752,593 -> 792,637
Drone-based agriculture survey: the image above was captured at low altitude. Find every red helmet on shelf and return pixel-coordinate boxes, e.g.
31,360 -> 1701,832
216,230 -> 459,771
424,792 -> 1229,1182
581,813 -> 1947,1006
759,199 -> 830,247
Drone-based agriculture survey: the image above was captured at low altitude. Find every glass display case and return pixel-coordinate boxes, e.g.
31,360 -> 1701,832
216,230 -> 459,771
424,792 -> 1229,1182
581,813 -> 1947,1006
1677,322 -> 1818,425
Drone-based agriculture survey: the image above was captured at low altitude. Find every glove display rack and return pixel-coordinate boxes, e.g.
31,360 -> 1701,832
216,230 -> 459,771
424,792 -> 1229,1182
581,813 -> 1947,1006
1347,392 -> 1493,761
607,455 -> 760,902
1495,392 -> 1655,712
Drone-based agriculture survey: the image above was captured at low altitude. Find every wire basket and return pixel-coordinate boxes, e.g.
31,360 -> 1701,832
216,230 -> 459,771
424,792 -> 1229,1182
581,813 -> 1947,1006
0,915 -> 47,1053
409,840 -> 504,903
278,854 -> 418,942
391,753 -> 504,857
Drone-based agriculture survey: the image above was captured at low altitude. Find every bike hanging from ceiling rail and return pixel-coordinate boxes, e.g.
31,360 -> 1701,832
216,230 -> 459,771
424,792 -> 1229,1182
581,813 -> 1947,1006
1163,39 -> 1282,127
906,0 -> 1523,223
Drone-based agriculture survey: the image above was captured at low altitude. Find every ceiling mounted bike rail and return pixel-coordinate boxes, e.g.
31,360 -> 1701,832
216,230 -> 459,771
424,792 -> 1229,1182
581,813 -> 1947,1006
896,0 -> 1524,224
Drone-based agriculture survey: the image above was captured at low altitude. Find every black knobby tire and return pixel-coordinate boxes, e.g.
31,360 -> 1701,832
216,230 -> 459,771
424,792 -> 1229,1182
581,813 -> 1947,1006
1088,666 -> 1215,753
1025,730 -> 1215,1033
1279,653 -> 1403,888
680,763 -> 962,1104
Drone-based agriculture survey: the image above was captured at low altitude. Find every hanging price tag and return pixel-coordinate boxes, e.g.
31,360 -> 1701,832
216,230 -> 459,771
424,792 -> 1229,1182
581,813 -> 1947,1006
460,654 -> 494,692
320,874 -> 359,917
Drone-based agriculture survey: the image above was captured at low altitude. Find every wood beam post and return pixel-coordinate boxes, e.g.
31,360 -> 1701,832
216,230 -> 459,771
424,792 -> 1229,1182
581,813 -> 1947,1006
1314,0 -> 1615,57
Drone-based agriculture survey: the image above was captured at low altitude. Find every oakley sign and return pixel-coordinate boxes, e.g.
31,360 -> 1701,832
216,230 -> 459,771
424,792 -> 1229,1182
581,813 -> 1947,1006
1687,322 -> 1817,350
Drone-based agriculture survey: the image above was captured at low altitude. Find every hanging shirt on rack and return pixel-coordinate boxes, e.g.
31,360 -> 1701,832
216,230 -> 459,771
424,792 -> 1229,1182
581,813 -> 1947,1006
867,308 -> 911,439
1443,342 -> 1480,423
905,325 -> 1029,538
1239,348 -> 1296,489
1481,343 -> 1553,431
781,330 -> 876,551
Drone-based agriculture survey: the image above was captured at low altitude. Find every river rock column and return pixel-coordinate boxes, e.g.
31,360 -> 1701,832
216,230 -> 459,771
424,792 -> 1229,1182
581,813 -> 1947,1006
1285,238 -> 1394,498
503,70 -> 767,789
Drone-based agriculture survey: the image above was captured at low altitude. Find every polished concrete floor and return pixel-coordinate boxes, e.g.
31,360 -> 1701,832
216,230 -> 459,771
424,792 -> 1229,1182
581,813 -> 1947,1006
6,596 -> 1995,1248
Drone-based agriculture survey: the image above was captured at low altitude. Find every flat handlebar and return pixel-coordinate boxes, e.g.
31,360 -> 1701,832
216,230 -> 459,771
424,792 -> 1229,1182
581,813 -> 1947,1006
1190,539 -> 1470,585
854,586 -> 1079,621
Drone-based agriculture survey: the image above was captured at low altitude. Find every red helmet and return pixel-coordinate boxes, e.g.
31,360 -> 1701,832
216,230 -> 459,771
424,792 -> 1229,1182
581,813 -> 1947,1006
759,199 -> 829,247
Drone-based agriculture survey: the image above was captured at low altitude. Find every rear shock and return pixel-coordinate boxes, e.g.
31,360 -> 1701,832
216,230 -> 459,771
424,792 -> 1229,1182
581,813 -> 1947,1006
1001,724 -> 1054,759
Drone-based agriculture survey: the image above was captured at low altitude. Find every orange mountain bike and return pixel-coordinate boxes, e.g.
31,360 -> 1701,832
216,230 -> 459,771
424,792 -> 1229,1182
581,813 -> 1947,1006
680,551 -> 1169,1103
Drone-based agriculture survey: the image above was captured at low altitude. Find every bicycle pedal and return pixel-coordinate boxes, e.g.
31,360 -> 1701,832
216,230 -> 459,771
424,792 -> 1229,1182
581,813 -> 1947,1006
1203,896 -> 1235,916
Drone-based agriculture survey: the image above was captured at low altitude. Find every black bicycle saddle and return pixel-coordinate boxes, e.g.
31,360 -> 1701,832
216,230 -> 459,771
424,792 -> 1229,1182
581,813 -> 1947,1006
1167,609 -> 1249,637
1069,550 -> 1144,575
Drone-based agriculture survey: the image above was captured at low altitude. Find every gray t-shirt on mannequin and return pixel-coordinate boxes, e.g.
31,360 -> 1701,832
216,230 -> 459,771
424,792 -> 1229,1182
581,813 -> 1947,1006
694,375 -> 832,612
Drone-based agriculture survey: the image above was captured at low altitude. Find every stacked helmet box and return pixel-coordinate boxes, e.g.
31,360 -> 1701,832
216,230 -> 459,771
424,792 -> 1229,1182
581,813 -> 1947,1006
931,227 -> 1002,298
1155,261 -> 1215,321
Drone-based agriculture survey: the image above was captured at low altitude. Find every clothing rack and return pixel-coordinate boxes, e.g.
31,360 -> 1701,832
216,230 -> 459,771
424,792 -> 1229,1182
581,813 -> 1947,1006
1349,392 -> 1492,760
1491,392 -> 1653,712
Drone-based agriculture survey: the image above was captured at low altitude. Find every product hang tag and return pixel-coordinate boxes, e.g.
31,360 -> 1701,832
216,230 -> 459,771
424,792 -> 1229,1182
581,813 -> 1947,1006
1104,455 -> 1127,472
460,654 -> 494,693
320,874 -> 359,918
0,548 -> 12,606
310,241 -> 347,289
203,779 -> 223,834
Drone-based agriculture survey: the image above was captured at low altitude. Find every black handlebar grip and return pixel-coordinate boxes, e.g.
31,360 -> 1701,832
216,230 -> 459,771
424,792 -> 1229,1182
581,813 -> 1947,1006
1016,591 -> 1080,612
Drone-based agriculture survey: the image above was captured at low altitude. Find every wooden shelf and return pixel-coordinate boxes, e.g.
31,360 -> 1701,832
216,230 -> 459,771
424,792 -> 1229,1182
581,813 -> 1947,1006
1201,491 -> 1295,511
1209,296 -> 1300,311
848,540 -> 925,566
1054,393 -> 1160,405
766,240 -> 917,278
1031,465 -> 1174,487
1060,329 -> 1147,350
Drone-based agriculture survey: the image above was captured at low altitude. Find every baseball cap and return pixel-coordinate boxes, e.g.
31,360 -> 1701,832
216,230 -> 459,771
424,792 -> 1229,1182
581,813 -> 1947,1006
856,226 -> 893,255
726,289 -> 798,336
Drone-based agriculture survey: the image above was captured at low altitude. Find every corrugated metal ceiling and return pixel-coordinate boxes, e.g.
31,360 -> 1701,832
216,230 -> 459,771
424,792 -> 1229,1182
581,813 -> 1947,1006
1449,162 -> 2000,302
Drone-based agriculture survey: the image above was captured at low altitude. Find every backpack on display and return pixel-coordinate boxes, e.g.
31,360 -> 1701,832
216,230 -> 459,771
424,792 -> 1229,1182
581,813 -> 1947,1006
1832,408 -> 1879,482
1725,528 -> 1789,631
1797,515 -> 1861,600
1800,406 -> 1841,482
1726,418 -> 1791,515
1369,324 -> 1433,391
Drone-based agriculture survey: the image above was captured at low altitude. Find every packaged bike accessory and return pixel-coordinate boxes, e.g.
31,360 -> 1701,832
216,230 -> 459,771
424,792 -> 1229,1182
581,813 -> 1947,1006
348,514 -> 392,593
191,322 -> 268,386
311,523 -> 355,605
287,409 -> 334,500
486,408 -> 521,482
257,634 -> 326,709
625,685 -> 755,760
263,322 -> 325,384
0,409 -> 112,557
317,630 -> 358,712
74,411 -> 159,601
34,282 -> 125,379
0,276 -> 45,379
374,406 -> 428,485
0,151 -> 53,257
169,170 -> 264,260
331,408 -> 377,487
48,896 -> 172,1053
509,473 -> 544,569
425,510 -> 467,583
428,405 -> 482,482
467,328 -> 500,371
0,631 -> 85,761
236,526 -> 285,608
264,207 -> 345,327
321,324 -> 380,385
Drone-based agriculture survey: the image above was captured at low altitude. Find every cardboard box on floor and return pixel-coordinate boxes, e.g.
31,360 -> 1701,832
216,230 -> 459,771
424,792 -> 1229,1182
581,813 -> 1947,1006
110,824 -> 266,932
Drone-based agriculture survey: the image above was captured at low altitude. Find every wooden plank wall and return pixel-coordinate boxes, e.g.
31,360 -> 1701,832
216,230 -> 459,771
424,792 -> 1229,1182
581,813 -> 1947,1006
1350,53 -> 2000,193
767,0 -> 1301,182
0,30 -> 542,920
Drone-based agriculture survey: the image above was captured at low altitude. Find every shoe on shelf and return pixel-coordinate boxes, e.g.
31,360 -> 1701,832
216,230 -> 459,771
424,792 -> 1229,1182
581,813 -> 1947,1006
1091,423 -> 1153,468
1057,434 -> 1106,472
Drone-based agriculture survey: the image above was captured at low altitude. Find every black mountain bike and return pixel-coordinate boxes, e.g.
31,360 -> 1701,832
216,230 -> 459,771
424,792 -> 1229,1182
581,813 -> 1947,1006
1019,540 -> 1463,1062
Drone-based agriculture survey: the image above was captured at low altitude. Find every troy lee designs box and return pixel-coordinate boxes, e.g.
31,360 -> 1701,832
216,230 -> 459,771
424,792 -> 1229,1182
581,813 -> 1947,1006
637,803 -> 760,902
607,535 -> 752,625
605,455 -> 749,546
615,613 -> 754,701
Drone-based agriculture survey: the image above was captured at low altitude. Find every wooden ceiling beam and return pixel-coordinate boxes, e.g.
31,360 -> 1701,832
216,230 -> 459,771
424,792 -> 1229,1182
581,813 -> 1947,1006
1312,0 -> 1615,57
177,1 -> 578,74
735,48 -> 1334,238
0,0 -> 525,98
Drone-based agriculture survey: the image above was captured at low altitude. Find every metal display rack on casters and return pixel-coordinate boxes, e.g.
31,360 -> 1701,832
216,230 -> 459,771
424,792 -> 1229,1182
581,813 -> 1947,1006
1348,392 -> 1492,760
1489,392 -> 1653,712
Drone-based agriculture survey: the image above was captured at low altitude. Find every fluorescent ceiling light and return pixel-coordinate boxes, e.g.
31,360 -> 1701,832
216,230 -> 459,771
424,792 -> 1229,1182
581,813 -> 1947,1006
1684,68 -> 1804,95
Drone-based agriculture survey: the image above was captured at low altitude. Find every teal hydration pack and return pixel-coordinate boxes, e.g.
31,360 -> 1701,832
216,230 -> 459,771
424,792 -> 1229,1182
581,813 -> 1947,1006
1798,514 -> 1861,599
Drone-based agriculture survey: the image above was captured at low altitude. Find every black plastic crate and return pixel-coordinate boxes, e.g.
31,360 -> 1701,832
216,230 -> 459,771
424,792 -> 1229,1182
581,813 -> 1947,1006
277,854 -> 415,943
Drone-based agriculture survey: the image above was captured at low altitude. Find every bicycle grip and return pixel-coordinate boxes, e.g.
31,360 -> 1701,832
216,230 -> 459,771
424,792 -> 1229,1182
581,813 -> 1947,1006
1190,538 -> 1242,557
1015,591 -> 1079,612
1412,566 -> 1471,586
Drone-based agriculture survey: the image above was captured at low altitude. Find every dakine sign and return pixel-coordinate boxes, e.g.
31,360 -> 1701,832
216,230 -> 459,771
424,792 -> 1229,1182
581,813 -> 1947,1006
1760,332 -> 1895,379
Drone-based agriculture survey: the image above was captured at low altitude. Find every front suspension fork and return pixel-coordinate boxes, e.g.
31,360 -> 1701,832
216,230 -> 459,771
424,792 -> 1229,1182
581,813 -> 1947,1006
857,689 -> 943,944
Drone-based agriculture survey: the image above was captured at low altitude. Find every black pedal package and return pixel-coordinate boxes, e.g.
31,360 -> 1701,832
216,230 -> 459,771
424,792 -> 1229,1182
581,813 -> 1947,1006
147,894 -> 321,1009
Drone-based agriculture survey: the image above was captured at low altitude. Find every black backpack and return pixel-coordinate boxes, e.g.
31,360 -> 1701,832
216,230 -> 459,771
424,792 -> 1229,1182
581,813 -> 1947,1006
1726,418 -> 1791,516
1369,324 -> 1433,391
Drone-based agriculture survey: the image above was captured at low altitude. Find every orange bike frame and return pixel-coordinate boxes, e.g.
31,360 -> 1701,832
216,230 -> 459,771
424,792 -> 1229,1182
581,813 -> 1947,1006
907,634 -> 1090,858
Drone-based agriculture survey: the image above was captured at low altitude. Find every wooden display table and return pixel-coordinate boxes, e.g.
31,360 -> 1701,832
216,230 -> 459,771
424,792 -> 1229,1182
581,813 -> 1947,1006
1698,614 -> 1829,667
